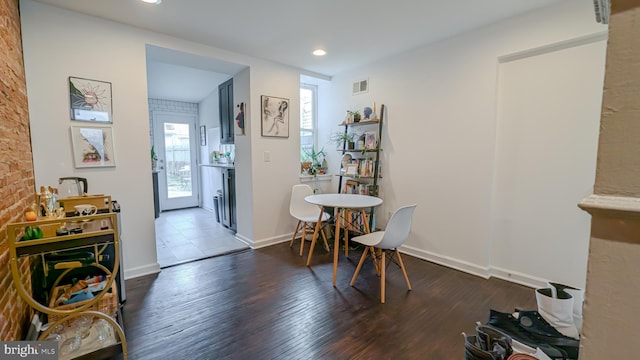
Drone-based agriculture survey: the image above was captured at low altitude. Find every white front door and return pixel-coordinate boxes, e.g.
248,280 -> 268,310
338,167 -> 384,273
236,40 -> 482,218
153,112 -> 199,211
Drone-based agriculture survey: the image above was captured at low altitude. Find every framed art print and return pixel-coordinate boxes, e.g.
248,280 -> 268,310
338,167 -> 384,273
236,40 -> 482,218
69,76 -> 113,123
71,125 -> 116,168
261,95 -> 289,138
364,131 -> 378,149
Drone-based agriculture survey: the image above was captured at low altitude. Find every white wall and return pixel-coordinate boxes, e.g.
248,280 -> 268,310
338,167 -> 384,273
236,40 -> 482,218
246,66 -> 301,247
492,39 -> 606,288
324,0 -> 606,287
21,1 -> 159,278
20,0 -> 305,277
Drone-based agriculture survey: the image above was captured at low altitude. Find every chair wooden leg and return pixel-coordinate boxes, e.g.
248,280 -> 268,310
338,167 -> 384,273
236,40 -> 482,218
350,246 -> 369,286
343,227 -> 349,257
361,210 -> 371,233
371,247 -> 380,276
290,220 -> 301,248
306,209 -> 325,267
300,222 -> 307,256
380,249 -> 386,304
320,227 -> 330,252
395,249 -> 412,290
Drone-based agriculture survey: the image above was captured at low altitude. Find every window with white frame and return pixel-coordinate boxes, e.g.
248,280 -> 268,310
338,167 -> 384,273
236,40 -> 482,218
300,84 -> 317,167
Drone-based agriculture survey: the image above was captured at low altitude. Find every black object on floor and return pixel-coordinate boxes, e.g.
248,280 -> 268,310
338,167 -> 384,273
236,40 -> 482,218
487,309 -> 579,359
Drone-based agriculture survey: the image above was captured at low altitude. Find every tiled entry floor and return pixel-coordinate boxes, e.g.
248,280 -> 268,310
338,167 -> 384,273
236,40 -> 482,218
155,207 -> 249,268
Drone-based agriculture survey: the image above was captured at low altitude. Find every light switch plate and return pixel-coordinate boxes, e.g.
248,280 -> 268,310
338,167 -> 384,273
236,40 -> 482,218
263,151 -> 271,162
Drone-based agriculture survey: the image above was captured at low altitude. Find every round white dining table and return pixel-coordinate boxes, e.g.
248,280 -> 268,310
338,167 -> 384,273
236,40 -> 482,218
305,193 -> 383,286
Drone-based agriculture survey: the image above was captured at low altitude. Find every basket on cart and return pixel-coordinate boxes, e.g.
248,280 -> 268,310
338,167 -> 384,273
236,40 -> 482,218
47,278 -> 118,325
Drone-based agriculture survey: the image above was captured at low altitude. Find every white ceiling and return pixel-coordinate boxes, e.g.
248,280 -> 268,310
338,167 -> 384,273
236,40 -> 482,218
32,0 -> 564,102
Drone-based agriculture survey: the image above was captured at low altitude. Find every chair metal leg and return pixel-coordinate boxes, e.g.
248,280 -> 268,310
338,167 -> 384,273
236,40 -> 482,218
380,249 -> 386,304
350,245 -> 369,286
290,220 -> 302,248
395,249 -> 412,290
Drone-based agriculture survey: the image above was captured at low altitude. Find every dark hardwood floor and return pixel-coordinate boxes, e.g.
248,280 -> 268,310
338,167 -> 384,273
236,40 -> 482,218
118,242 -> 537,359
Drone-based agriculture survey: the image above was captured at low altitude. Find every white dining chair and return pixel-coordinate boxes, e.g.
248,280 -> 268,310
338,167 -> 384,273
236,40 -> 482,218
289,184 -> 330,257
349,204 -> 417,303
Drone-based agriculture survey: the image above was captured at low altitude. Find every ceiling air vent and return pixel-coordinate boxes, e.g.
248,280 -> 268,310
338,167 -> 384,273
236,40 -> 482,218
352,79 -> 368,95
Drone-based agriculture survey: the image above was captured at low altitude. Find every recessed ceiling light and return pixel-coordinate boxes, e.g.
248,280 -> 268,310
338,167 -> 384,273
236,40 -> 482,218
141,0 -> 161,4
313,49 -> 326,56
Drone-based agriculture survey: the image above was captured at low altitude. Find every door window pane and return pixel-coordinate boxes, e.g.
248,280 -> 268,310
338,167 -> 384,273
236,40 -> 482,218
163,123 -> 192,198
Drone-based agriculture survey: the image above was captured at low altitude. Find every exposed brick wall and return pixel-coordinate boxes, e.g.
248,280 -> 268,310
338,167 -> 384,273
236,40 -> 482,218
0,0 -> 36,341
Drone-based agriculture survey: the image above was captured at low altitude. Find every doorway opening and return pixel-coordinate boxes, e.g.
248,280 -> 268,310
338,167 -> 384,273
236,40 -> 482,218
146,45 -> 249,267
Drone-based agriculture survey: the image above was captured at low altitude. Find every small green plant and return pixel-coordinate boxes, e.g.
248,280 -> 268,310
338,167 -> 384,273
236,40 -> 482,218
151,145 -> 158,169
301,147 -> 328,176
330,131 -> 361,150
330,131 -> 355,144
304,147 -> 326,168
348,110 -> 362,122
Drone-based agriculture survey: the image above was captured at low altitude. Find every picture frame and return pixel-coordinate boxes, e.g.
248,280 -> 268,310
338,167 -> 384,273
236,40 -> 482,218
69,76 -> 113,123
70,125 -> 116,168
235,102 -> 245,136
200,125 -> 207,146
364,131 -> 378,149
345,163 -> 358,176
261,95 -> 289,138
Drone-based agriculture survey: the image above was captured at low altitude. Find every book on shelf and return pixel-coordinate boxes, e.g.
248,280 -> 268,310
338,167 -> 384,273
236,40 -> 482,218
340,157 -> 381,178
342,180 -> 375,195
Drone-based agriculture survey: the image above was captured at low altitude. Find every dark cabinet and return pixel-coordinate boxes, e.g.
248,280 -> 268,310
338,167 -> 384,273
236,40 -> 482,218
222,168 -> 236,231
219,78 -> 234,144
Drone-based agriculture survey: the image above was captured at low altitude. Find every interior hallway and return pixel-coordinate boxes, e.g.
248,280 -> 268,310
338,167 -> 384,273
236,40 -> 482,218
155,207 -> 248,268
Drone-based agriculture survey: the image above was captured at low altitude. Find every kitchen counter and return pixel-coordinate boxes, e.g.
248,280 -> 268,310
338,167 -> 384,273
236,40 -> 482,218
200,163 -> 235,169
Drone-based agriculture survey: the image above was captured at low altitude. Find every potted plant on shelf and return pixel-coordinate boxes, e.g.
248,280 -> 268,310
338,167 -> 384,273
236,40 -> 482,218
303,147 -> 327,175
300,151 -> 312,175
331,131 -> 357,150
348,110 -> 362,123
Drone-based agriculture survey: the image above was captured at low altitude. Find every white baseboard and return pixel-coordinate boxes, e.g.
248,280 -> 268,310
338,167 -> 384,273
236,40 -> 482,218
400,244 -> 491,279
400,244 -> 544,289
202,205 -> 214,212
124,262 -> 161,280
234,233 -> 254,247
489,266 -> 547,289
251,234 -> 292,249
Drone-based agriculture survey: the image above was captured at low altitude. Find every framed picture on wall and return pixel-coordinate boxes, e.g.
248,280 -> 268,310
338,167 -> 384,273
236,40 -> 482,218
69,76 -> 113,123
261,95 -> 289,138
235,102 -> 245,136
70,125 -> 116,168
